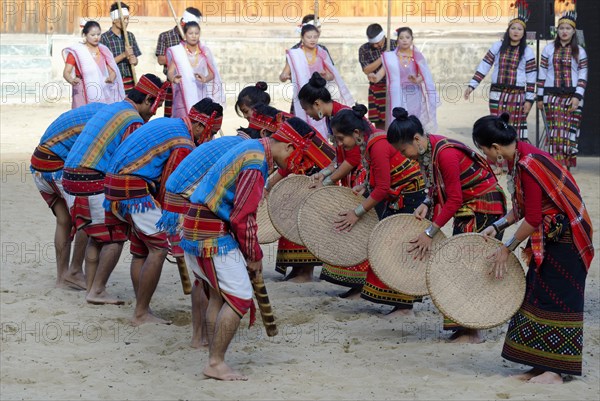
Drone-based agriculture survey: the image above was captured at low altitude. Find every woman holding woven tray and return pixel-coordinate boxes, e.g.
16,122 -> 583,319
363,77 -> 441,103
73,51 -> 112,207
263,103 -> 336,283
387,107 -> 507,342
473,113 -> 593,384
329,104 -> 427,316
298,73 -> 368,297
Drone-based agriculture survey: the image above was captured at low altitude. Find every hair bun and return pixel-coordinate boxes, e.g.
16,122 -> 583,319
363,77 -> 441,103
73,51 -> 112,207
308,72 -> 327,89
255,81 -> 268,91
351,103 -> 368,118
495,113 -> 510,130
392,107 -> 409,121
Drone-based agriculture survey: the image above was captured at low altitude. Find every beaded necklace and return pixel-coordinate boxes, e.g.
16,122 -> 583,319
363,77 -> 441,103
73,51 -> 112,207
418,137 -> 434,193
506,148 -> 520,198
186,44 -> 201,68
304,47 -> 318,65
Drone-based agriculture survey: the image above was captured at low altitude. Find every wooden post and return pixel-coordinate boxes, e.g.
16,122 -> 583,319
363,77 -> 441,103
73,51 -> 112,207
116,0 -> 136,83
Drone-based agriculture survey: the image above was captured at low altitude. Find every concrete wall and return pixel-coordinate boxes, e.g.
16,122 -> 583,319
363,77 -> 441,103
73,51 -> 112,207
4,17 -> 524,108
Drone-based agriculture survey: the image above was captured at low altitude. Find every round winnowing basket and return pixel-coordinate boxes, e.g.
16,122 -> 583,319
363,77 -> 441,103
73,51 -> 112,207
426,233 -> 526,329
257,198 -> 280,244
267,175 -> 313,245
298,186 -> 378,267
368,214 -> 446,296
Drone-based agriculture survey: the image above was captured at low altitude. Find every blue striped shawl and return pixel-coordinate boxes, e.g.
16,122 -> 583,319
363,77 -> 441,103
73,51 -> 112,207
181,139 -> 269,255
157,135 -> 244,234
39,102 -> 106,161
64,100 -> 143,173
103,117 -> 195,215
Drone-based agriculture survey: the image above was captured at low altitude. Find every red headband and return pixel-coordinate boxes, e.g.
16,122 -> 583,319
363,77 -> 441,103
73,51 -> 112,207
134,76 -> 171,113
248,110 -> 291,133
271,122 -> 318,174
188,109 -> 223,144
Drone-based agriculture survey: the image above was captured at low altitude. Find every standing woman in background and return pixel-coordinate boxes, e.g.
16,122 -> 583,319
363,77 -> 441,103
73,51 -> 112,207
464,0 -> 536,141
167,21 -> 225,118
280,23 -> 354,139
368,27 -> 438,132
537,11 -> 587,169
63,20 -> 124,109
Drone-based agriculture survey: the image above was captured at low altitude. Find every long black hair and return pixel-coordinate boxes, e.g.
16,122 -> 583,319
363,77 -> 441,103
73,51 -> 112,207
554,22 -> 580,60
499,23 -> 527,61
386,107 -> 424,145
472,112 -> 518,148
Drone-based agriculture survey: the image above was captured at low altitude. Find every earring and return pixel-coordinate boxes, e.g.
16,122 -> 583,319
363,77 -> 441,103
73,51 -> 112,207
317,110 -> 324,119
496,154 -> 504,164
417,144 -> 426,155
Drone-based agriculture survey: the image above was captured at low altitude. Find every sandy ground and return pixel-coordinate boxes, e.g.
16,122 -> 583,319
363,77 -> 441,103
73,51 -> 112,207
1,92 -> 599,400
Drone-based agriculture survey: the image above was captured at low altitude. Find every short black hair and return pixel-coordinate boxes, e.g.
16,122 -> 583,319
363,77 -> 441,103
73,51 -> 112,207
366,23 -> 383,39
127,74 -> 163,104
301,14 -> 315,24
237,126 -> 261,139
191,97 -> 224,119
185,7 -> 202,17
285,117 -> 314,138
109,2 -> 129,12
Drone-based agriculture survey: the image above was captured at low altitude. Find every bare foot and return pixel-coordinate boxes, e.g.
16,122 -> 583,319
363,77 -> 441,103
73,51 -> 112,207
203,362 -> 248,381
339,287 -> 362,300
379,306 -> 415,319
191,337 -> 209,349
131,311 -> 172,326
62,273 -> 87,291
511,368 -> 543,381
86,291 -> 125,305
528,371 -> 563,384
447,329 -> 484,344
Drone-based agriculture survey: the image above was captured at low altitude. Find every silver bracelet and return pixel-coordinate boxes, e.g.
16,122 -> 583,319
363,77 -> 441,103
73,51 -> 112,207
264,181 -> 271,192
319,168 -> 333,178
422,196 -> 433,208
424,224 -> 440,239
492,216 -> 511,234
503,236 -> 522,252
354,204 -> 367,218
322,176 -> 335,186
